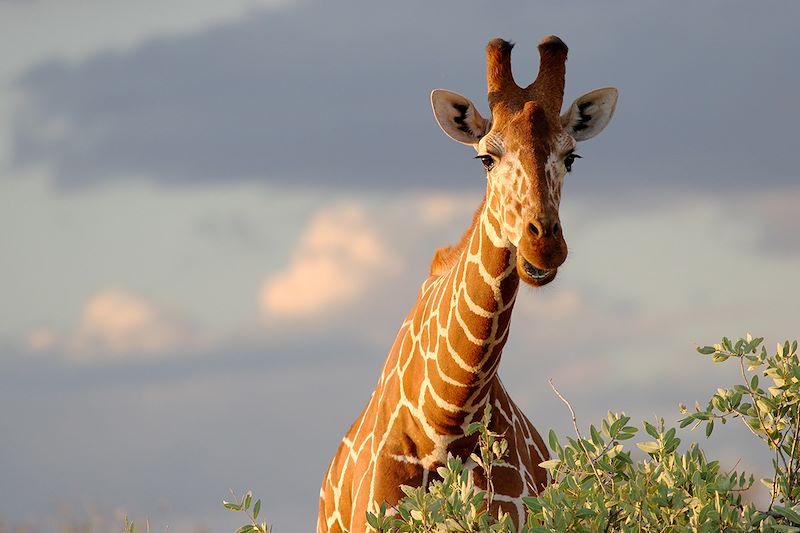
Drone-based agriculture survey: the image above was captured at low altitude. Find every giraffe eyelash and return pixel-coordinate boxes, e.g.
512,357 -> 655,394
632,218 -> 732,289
475,154 -> 496,172
564,152 -> 582,172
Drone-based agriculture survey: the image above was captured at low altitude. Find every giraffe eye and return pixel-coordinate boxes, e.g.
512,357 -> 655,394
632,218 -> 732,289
475,154 -> 496,172
564,153 -> 582,173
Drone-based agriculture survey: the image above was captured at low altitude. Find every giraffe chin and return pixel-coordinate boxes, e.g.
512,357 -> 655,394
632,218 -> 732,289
518,257 -> 557,287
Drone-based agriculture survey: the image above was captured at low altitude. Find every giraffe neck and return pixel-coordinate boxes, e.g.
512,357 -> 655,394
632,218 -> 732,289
408,187 -> 520,439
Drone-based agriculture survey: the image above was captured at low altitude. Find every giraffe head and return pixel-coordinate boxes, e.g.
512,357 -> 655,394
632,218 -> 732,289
431,36 -> 617,287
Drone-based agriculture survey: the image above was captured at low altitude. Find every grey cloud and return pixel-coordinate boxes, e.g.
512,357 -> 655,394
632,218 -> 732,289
0,336 -> 381,532
752,198 -> 800,257
1,300 -> 780,531
12,0 -> 485,190
11,1 -> 799,193
758,224 -> 800,258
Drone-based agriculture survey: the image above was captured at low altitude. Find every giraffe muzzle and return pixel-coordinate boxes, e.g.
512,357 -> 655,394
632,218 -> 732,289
522,260 -> 553,282
516,217 -> 568,286
517,255 -> 557,286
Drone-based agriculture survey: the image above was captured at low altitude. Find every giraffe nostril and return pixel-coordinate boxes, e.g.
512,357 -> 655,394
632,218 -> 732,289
528,219 -> 561,239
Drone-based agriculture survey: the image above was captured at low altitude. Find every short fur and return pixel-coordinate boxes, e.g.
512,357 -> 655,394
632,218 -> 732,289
318,35 -> 617,533
429,198 -> 486,276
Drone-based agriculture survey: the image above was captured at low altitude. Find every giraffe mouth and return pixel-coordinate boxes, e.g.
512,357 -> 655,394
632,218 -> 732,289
520,259 -> 556,285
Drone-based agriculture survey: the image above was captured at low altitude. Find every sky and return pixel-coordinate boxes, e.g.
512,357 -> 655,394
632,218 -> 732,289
1,1 -> 798,531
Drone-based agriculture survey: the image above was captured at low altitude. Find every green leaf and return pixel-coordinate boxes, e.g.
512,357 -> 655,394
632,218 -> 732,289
235,526 -> 257,533
643,421 -> 659,439
767,525 -> 800,533
397,506 -> 411,521
722,337 -> 733,352
609,417 -> 622,436
400,485 -> 416,498
636,441 -> 660,454
548,429 -> 560,452
223,501 -> 242,512
522,496 -> 543,512
244,491 -> 252,511
616,427 -> 638,440
590,424 -> 602,445
697,345 -> 717,355
466,422 -> 483,436
366,511 -> 379,531
253,499 -> 261,521
581,439 -> 597,454
539,459 -> 560,471
774,505 -> 800,525
730,391 -> 742,408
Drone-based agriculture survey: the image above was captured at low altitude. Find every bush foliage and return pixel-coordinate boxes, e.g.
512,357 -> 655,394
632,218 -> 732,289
226,335 -> 800,532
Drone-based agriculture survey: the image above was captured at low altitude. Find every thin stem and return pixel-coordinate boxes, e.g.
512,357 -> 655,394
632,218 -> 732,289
738,356 -> 787,462
737,357 -> 776,445
789,404 -> 800,501
739,356 -> 783,510
549,379 -> 607,496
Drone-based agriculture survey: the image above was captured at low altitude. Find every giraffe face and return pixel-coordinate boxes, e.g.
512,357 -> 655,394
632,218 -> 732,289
476,101 -> 573,286
431,37 -> 617,286
431,85 -> 617,287
431,38 -> 617,286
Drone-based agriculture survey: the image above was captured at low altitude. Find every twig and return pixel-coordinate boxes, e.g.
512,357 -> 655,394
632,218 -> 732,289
739,357 -> 783,510
549,379 -> 607,495
788,404 -> 800,500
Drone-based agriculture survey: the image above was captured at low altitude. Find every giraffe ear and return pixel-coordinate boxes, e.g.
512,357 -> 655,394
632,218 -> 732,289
431,90 -> 490,146
561,87 -> 618,142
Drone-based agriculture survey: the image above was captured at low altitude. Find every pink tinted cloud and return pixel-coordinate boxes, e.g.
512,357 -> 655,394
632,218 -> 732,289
25,289 -> 199,360
260,204 -> 400,320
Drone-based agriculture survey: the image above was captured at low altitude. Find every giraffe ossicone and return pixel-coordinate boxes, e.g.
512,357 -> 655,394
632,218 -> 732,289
319,36 -> 617,532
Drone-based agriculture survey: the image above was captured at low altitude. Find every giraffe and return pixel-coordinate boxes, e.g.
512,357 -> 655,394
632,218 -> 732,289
318,36 -> 617,532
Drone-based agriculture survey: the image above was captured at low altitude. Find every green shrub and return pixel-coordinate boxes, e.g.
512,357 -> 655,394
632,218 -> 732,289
223,490 -> 269,533
225,335 -> 800,532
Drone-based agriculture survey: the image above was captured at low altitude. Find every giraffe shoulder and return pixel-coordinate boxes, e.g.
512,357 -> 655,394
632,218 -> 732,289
429,245 -> 458,276
428,197 -> 486,277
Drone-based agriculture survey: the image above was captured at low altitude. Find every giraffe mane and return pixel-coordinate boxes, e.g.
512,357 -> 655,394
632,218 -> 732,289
429,197 -> 486,277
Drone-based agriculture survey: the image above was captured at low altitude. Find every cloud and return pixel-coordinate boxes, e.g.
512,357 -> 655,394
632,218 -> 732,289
748,185 -> 800,257
10,1 -> 798,194
260,204 -> 400,320
9,0 -> 481,189
25,289 -> 200,360
0,0 -> 291,76
2,3 -> 799,530
23,327 -> 57,352
416,193 -> 479,227
516,286 -> 585,321
5,185 -> 797,531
